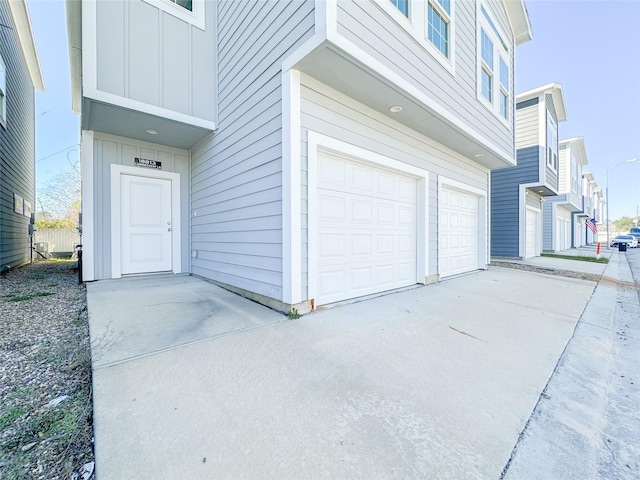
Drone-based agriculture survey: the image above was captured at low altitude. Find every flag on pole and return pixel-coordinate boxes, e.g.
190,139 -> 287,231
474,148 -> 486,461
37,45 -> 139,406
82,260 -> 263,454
586,218 -> 597,234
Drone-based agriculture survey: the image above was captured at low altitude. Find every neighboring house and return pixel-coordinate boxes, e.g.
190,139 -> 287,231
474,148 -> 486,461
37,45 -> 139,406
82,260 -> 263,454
580,171 -> 598,245
490,83 -> 566,259
0,0 -> 44,272
541,137 -> 588,251
66,0 -> 531,313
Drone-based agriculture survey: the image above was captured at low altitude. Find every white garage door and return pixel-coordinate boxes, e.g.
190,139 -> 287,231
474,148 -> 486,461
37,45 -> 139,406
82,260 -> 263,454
316,152 -> 417,305
439,186 -> 480,277
525,208 -> 539,258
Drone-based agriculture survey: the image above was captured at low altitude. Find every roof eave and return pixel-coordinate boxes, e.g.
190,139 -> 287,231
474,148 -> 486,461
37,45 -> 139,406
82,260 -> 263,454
65,0 -> 82,114
7,0 -> 45,91
503,0 -> 533,46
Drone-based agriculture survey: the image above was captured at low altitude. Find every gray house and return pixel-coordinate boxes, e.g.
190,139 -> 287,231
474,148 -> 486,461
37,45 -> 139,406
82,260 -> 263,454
0,0 -> 44,272
542,137 -> 588,251
491,83 -> 566,259
67,0 -> 532,313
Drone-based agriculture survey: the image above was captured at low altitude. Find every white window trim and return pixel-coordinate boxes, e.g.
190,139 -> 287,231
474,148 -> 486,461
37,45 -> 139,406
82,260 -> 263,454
142,0 -> 205,30
476,2 -> 510,128
0,53 -> 6,128
376,0 -> 456,76
546,113 -> 558,173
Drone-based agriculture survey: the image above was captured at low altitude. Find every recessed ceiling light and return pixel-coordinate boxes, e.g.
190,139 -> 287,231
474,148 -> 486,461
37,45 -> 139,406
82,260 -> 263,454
145,129 -> 158,135
538,190 -> 544,193
474,153 -> 484,158
389,105 -> 403,113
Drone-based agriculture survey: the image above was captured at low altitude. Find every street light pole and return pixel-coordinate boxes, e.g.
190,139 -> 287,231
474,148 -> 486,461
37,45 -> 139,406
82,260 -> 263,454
606,158 -> 638,248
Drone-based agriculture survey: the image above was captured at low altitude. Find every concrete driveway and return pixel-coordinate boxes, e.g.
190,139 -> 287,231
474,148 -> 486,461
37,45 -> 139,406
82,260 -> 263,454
87,267 -> 596,479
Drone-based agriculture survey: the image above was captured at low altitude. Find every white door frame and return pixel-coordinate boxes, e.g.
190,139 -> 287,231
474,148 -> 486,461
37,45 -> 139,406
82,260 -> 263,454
437,177 -> 488,277
525,206 -> 541,258
307,132 -> 429,304
110,165 -> 182,278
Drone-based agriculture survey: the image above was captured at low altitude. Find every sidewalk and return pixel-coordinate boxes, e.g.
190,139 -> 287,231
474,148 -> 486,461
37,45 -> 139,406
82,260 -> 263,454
502,250 -> 640,479
86,251 -> 626,479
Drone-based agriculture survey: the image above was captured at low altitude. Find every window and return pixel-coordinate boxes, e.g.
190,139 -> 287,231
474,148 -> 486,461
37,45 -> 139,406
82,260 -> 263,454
142,0 -> 204,29
172,0 -> 192,11
477,4 -> 510,123
379,0 -> 456,73
390,0 -> 409,17
571,154 -> 579,193
546,115 -> 558,171
0,54 -> 6,127
427,0 -> 451,58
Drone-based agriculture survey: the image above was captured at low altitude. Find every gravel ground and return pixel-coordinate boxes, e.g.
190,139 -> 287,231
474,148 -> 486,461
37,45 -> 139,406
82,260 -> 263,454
0,260 -> 94,480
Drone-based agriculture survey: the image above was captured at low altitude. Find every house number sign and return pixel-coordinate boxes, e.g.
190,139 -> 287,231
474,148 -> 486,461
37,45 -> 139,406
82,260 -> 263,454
135,157 -> 162,169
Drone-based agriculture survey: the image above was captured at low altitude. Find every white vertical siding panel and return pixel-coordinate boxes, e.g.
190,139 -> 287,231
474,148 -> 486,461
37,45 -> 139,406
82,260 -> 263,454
162,14 -> 190,114
128,1 -> 160,105
95,0 -> 125,96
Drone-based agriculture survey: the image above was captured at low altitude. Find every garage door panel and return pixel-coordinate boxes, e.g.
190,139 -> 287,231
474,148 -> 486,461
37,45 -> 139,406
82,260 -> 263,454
316,152 -> 418,305
440,186 -> 481,277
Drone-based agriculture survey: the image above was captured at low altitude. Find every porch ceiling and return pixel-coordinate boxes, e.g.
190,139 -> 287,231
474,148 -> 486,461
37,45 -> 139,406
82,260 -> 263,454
81,99 -> 213,150
294,42 -> 514,170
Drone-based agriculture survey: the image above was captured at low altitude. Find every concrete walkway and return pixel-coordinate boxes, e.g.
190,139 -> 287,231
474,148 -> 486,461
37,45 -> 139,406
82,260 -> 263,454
87,253 -> 611,479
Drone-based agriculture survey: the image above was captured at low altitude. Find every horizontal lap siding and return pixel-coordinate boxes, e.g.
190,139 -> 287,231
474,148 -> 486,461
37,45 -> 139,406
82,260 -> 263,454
0,0 -> 36,270
542,201 -> 553,251
301,76 -> 489,293
190,0 -> 315,300
336,0 -> 515,157
515,103 -> 539,149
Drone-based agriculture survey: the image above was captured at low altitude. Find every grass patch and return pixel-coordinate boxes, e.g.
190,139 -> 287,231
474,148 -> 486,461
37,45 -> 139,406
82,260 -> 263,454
541,253 -> 609,264
0,407 -> 28,430
6,292 -> 54,302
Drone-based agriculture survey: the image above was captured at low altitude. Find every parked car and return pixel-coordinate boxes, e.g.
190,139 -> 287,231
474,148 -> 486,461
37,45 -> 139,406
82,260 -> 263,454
629,227 -> 640,234
628,231 -> 640,244
610,235 -> 638,248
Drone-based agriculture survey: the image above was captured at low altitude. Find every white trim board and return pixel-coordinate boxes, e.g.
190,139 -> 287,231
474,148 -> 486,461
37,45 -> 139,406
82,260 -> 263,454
81,131 -> 95,281
307,131 -> 430,306
110,165 -> 182,278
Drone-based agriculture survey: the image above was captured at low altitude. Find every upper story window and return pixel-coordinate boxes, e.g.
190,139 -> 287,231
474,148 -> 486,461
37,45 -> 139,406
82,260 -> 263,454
381,0 -> 456,73
0,54 -> 6,127
390,0 -> 409,17
546,114 -> 558,171
142,0 -> 204,30
477,4 -> 510,124
427,0 -> 451,58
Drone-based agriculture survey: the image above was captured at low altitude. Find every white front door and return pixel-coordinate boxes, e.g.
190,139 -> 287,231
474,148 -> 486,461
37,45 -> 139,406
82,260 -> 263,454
525,208 -> 539,258
121,175 -> 173,275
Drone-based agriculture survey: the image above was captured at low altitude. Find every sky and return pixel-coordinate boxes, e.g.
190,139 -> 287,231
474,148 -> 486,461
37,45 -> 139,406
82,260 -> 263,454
26,0 -> 640,222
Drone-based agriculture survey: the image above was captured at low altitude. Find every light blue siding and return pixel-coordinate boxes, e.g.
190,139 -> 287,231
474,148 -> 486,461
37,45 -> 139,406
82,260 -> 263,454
0,0 -> 36,271
94,0 -> 216,123
490,146 -> 541,257
190,0 -> 315,301
301,76 -> 490,290
336,0 -> 516,157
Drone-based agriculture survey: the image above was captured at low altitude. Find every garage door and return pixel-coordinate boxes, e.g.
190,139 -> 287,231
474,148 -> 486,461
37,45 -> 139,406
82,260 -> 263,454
439,186 -> 480,277
525,208 -> 539,258
316,152 -> 417,305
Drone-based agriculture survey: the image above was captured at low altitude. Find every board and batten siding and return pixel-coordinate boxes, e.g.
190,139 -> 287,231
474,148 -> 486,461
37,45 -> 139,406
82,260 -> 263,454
90,133 -> 189,279
0,0 -> 36,270
94,0 -> 215,123
336,0 -> 516,158
300,75 -> 489,298
189,0 -> 315,301
515,100 -> 539,149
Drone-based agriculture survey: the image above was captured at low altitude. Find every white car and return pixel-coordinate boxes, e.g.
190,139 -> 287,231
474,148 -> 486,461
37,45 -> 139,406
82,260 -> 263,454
610,235 -> 637,248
